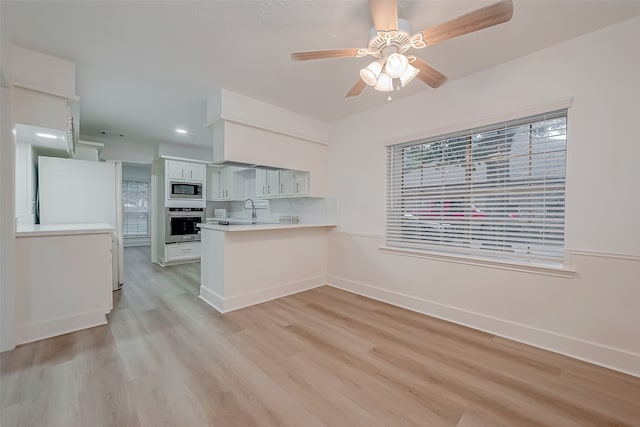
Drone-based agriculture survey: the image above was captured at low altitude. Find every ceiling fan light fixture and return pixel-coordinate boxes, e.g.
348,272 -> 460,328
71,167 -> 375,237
399,63 -> 419,87
385,53 -> 409,78
374,72 -> 394,92
360,60 -> 383,86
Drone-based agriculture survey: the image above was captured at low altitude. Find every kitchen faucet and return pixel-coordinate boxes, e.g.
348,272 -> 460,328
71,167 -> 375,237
245,199 -> 257,224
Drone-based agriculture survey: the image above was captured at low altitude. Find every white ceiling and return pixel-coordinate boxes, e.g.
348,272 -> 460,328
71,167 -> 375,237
3,1 -> 639,148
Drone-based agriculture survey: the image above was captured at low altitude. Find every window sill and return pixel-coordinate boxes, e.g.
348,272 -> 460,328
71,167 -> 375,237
378,245 -> 576,278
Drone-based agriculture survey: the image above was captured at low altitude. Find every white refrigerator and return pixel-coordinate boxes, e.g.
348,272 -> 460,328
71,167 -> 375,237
38,156 -> 124,291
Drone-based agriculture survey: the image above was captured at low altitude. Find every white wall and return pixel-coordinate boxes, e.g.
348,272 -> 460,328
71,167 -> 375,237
93,134 -> 212,164
157,142 -> 212,162
0,5 -> 16,351
327,17 -> 640,375
0,87 -> 16,352
217,121 -> 328,197
10,45 -> 76,98
208,89 -> 329,144
122,162 -> 151,181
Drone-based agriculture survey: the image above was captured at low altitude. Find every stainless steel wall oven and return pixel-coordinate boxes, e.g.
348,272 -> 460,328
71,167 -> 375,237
165,207 -> 204,244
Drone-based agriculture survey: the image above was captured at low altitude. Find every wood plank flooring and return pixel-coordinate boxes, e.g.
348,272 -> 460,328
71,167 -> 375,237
2,246 -> 639,426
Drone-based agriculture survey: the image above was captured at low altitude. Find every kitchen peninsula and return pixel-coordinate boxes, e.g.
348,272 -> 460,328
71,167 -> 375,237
15,223 -> 114,344
198,222 -> 335,312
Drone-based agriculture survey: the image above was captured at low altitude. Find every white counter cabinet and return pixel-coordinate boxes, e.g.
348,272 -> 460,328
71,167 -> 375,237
198,223 -> 335,312
15,223 -> 114,344
165,241 -> 201,262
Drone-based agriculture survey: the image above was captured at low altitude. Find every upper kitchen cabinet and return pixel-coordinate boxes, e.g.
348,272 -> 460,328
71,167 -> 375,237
206,167 -> 220,201
277,169 -> 309,197
206,90 -> 327,197
167,160 -> 205,182
10,46 -> 79,155
155,157 -> 207,209
255,168 -> 309,198
256,168 -> 282,198
207,166 -> 247,201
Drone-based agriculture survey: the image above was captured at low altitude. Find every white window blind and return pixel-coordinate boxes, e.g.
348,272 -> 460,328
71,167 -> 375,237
387,109 -> 567,264
123,180 -> 149,238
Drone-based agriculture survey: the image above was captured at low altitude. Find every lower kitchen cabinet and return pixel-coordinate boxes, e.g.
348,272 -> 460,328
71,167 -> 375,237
165,242 -> 201,262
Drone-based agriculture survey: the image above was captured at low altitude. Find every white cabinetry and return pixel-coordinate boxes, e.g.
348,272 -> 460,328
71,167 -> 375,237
220,167 -> 247,200
206,167 -> 220,201
256,168 -> 267,198
279,170 -> 295,196
167,160 -> 205,182
256,168 -> 281,199
266,169 -> 280,198
207,166 -> 246,201
165,242 -> 201,262
294,171 -> 309,195
256,169 -> 309,198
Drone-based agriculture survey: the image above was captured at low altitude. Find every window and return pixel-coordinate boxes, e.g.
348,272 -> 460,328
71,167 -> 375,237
123,180 -> 149,238
387,109 -> 567,264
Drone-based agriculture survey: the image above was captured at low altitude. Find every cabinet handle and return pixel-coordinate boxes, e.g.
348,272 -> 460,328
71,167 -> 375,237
268,185 -> 271,194
263,185 -> 265,195
281,184 -> 284,193
296,182 -> 299,193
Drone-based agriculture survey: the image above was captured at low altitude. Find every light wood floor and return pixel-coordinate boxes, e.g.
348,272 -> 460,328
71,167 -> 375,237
2,247 -> 639,427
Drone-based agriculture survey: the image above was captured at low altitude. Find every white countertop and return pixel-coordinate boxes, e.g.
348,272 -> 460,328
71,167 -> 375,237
16,222 -> 115,237
198,222 -> 336,232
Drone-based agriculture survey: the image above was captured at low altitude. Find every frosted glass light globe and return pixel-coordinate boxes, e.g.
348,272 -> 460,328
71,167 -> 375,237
385,53 -> 409,79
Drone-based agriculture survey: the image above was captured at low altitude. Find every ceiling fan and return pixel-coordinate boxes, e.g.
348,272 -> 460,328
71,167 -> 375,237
291,0 -> 513,99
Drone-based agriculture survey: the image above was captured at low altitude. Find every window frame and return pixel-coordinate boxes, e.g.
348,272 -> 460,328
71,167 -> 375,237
122,179 -> 150,239
385,108 -> 569,269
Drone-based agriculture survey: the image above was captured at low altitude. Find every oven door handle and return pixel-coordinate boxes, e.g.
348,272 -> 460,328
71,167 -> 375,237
167,213 -> 205,218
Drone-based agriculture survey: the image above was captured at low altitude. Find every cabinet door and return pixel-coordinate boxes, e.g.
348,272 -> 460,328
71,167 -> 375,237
167,160 -> 186,180
165,242 -> 201,262
206,168 -> 221,200
219,166 -> 239,200
279,170 -> 295,196
266,170 -> 280,197
227,167 -> 247,201
219,168 -> 229,199
188,164 -> 205,182
294,171 -> 309,195
255,169 -> 268,198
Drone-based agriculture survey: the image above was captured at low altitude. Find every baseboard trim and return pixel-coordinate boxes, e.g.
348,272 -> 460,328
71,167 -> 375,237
327,275 -> 640,377
199,286 -> 224,313
16,309 -> 109,345
200,275 -> 326,313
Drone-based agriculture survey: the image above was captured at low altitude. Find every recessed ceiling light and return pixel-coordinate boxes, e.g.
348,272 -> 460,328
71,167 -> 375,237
36,133 -> 58,139
175,128 -> 188,134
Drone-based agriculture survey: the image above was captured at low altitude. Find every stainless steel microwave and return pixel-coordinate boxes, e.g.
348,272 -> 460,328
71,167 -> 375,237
168,181 -> 203,200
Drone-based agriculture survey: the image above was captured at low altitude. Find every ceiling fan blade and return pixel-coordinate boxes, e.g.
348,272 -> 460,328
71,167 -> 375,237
291,48 -> 359,61
420,0 -> 513,46
345,79 -> 367,98
412,58 -> 448,89
369,0 -> 398,32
